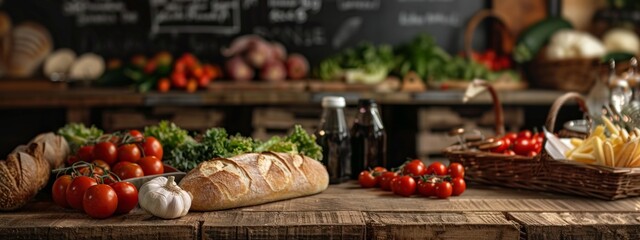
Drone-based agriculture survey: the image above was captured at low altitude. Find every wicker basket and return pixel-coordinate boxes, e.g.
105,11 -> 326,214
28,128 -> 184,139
443,79 -> 541,190
524,52 -> 601,93
539,92 -> 640,200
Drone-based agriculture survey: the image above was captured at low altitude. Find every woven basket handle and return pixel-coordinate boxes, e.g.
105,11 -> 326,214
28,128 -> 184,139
545,92 -> 589,132
463,9 -> 514,58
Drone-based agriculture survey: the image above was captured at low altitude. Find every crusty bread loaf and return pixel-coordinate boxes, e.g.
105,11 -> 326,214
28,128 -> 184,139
0,143 -> 51,211
7,22 -> 52,78
179,152 -> 329,211
29,132 -> 69,169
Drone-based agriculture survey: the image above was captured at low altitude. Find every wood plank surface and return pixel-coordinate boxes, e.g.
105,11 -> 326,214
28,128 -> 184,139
201,211 -> 365,240
4,182 -> 640,239
367,212 -> 520,240
0,205 -> 202,240
508,212 -> 640,240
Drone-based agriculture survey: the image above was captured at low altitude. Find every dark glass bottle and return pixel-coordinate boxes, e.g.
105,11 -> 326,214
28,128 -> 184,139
350,99 -> 387,179
315,96 -> 351,184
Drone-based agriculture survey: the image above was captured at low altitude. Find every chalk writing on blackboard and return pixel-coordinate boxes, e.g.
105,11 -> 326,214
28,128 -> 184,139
254,25 -> 326,47
336,0 -> 380,11
332,17 -> 362,48
398,11 -> 460,27
62,0 -> 139,26
267,0 -> 322,23
149,0 -> 241,36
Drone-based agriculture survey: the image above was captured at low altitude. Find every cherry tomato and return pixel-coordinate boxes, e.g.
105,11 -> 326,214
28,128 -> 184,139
379,171 -> 398,191
417,180 -> 436,197
435,181 -> 453,199
504,132 -> 518,142
527,151 -> 538,157
403,161 -> 426,176
534,132 -> 545,145
448,162 -> 465,178
533,142 -> 542,153
517,130 -> 532,139
79,166 -> 104,177
143,137 -> 163,160
83,184 -> 118,219
113,162 -> 144,180
372,167 -> 387,185
393,176 -> 416,197
77,145 -> 94,162
65,176 -> 97,210
92,160 -> 111,172
171,72 -> 187,88
138,156 -> 164,176
110,182 -> 138,214
103,174 -> 118,185
93,142 -> 118,166
358,170 -> 377,188
52,175 -> 73,208
513,138 -> 533,156
186,78 -> 198,93
390,176 -> 401,193
128,130 -> 144,139
67,156 -> 79,165
491,138 -> 511,153
451,177 -> 466,196
427,162 -> 448,176
118,144 -> 141,163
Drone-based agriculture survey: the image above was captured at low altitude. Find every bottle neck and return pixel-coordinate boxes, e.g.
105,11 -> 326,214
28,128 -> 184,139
354,105 -> 384,130
320,107 -> 348,133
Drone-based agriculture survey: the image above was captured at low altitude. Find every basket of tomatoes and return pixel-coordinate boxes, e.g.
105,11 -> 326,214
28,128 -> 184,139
442,80 -> 546,191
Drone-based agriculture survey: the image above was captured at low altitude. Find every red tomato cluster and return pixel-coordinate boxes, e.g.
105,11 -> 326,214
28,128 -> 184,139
470,50 -> 512,71
164,53 -> 222,93
358,160 -> 466,199
68,130 -> 165,180
490,130 -> 544,157
52,173 -> 138,219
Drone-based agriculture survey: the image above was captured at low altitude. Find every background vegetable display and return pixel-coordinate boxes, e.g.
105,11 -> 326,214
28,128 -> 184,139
317,42 -> 395,84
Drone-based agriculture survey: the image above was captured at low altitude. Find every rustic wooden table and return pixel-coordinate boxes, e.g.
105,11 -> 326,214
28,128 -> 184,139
2,181 -> 640,240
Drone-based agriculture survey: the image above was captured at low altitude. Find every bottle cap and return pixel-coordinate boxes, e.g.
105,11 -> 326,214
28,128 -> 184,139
321,96 -> 346,108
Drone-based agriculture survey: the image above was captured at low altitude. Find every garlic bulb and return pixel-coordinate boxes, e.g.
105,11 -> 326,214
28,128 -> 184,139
138,176 -> 192,219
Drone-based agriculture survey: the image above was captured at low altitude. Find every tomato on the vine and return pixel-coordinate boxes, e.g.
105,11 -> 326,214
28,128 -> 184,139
143,137 -> 163,160
92,160 -> 111,172
448,163 -> 465,178
77,145 -> 94,162
83,184 -> 118,219
427,162 -> 447,176
403,161 -> 426,176
113,162 -> 144,179
379,171 -> 398,191
138,156 -> 164,176
503,150 -> 516,156
451,177 -> 466,196
118,144 -> 141,163
52,175 -> 73,208
358,170 -> 377,188
417,179 -> 436,197
65,176 -> 97,210
94,142 -> 118,165
128,130 -> 144,139
392,176 -> 416,197
372,167 -> 387,183
435,181 -> 453,199
491,138 -> 511,153
110,181 -> 138,214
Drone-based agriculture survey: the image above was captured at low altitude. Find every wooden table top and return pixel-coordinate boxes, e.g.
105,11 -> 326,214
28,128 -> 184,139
2,182 -> 640,240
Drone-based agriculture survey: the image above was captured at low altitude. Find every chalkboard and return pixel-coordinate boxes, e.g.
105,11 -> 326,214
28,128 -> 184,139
0,0 -> 488,66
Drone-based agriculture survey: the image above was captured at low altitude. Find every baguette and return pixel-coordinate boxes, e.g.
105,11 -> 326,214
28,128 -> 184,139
179,152 -> 329,211
0,143 -> 50,211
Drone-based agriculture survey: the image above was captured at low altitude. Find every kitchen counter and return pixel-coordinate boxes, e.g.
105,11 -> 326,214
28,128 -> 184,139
3,182 -> 640,239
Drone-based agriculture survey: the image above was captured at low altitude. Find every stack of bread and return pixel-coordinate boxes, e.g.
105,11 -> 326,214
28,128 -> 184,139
0,12 -> 53,78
